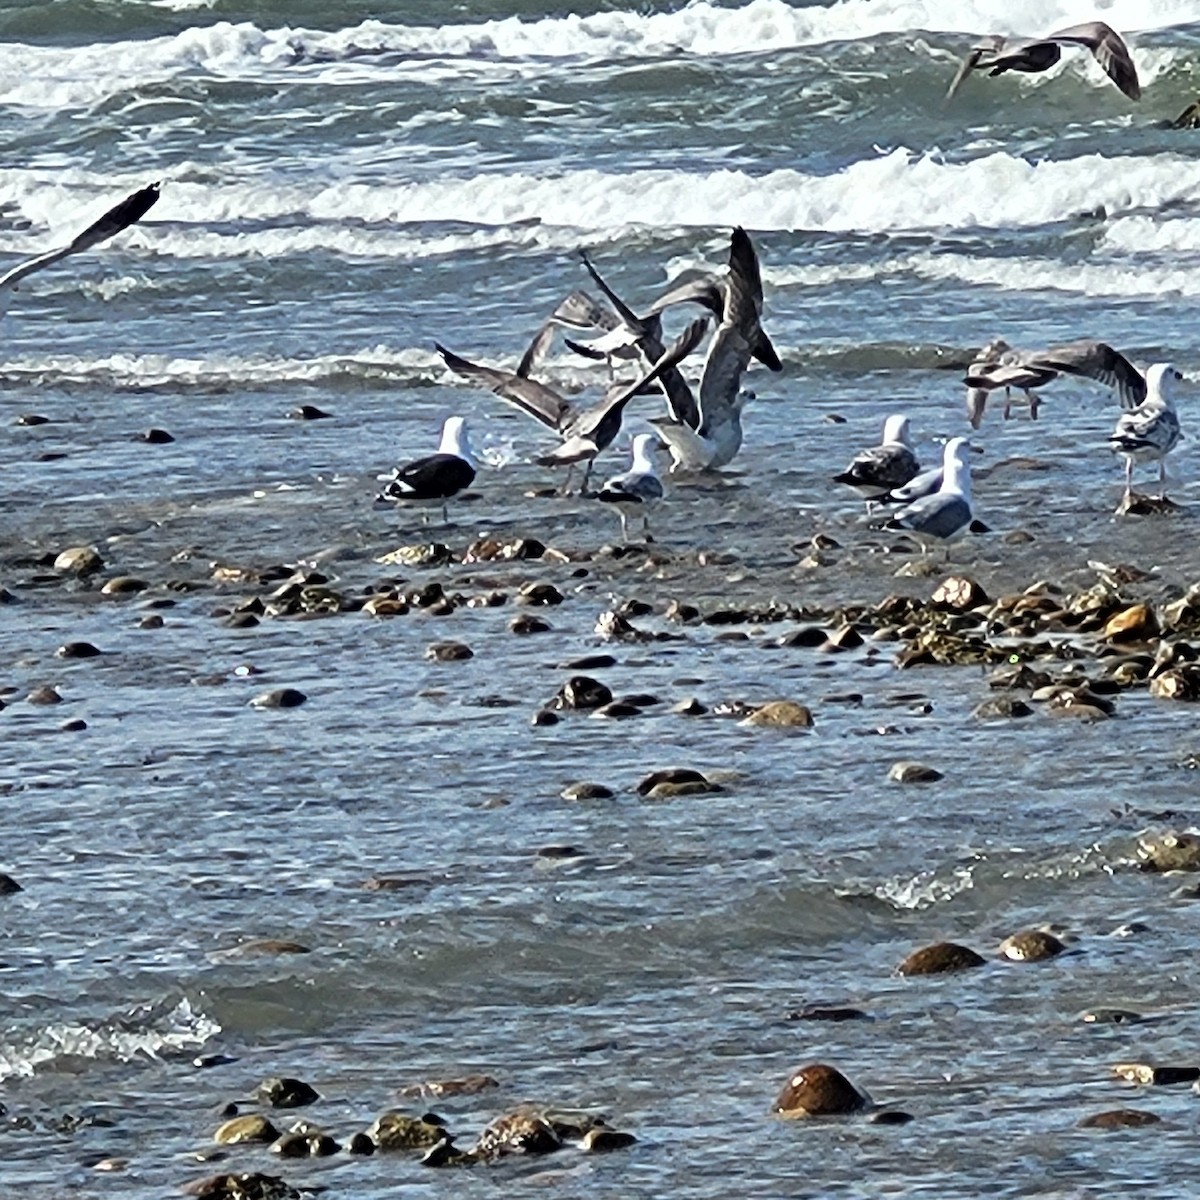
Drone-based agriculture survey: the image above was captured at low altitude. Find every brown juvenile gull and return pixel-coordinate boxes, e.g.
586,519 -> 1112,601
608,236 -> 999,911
947,22 -> 1140,103
436,316 -> 707,492
833,414 -> 920,511
0,182 -> 160,317
964,338 -> 1145,425
1108,363 -> 1183,509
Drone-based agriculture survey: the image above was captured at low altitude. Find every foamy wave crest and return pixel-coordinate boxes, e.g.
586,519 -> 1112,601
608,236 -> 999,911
1101,214 -> 1200,254
0,997 -> 219,1082
2,1 -> 1191,109
842,864 -> 977,910
0,347 -> 445,390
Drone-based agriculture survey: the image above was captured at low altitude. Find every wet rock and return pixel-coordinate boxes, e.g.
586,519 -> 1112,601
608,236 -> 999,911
60,718 -> 88,733
362,595 -> 409,617
255,1078 -> 318,1109
778,626 -> 828,648
420,1133 -> 477,1167
16,412 -> 50,426
226,939 -> 311,957
347,1131 -> 375,1155
214,1115 -> 281,1145
931,576 -> 988,610
195,1054 -> 240,1069
517,582 -> 564,606
56,641 -> 102,659
740,700 -> 814,728
888,761 -> 943,784
425,640 -> 473,662
898,942 -> 986,976
508,614 -> 551,635
580,1127 -> 637,1152
671,696 -> 707,715
138,614 -> 165,629
54,546 -> 104,575
821,624 -> 864,652
1102,604 -> 1159,642
1078,1109 -> 1162,1130
590,701 -> 645,719
398,1074 -> 499,1099
369,1111 -> 448,1151
998,930 -> 1066,962
988,663 -> 1052,691
665,600 -> 701,624
646,779 -> 721,799
635,768 -> 709,795
1082,1009 -> 1143,1025
91,1157 -> 128,1171
27,685 -> 62,705
101,575 -> 149,595
1111,1062 -> 1200,1086
869,1110 -> 915,1126
138,427 -> 174,443
786,1006 -> 871,1022
773,1063 -> 867,1118
376,543 -> 452,568
249,688 -> 307,709
226,612 -> 260,629
1149,667 -> 1200,701
464,537 -> 545,563
561,782 -> 614,801
472,1111 -> 562,1158
558,654 -> 616,670
530,709 -> 560,726
971,696 -> 1033,721
1136,830 -> 1200,872
286,404 -> 332,420
551,676 -> 612,711
183,1173 -> 301,1200
271,1130 -> 338,1158
0,873 -> 22,895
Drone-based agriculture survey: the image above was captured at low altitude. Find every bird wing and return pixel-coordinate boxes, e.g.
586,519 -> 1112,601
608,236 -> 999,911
436,343 -> 571,429
965,387 -> 989,429
945,48 -> 984,101
517,289 -> 619,378
880,466 -> 943,505
892,492 -> 972,539
1048,22 -> 1140,100
644,271 -> 723,318
1110,404 -> 1180,453
1026,340 -> 1146,409
0,181 -> 160,294
838,444 -> 920,491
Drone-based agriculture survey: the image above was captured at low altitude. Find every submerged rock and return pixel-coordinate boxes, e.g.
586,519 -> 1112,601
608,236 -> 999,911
1077,1109 -> 1162,1130
773,1063 -> 867,1118
1136,830 -> 1200,872
369,1111 -> 448,1151
425,641 -> 473,662
54,545 -> 103,575
249,688 -> 307,710
888,761 -> 943,784
397,1075 -> 499,1099
214,1115 -> 280,1145
0,873 -> 22,895
998,930 -> 1066,962
551,676 -> 612,711
898,942 -> 986,976
740,700 -> 814,728
255,1078 -> 319,1109
472,1111 -> 562,1158
183,1174 -> 301,1200
560,782 -> 614,801
580,1127 -> 637,1152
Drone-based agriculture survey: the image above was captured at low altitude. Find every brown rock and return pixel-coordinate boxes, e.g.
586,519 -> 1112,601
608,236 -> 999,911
27,685 -> 62,705
740,700 -> 814,728
773,1063 -> 867,1118
551,676 -> 612,711
898,941 -> 986,976
425,641 -> 473,662
646,780 -> 721,799
54,546 -> 103,575
249,688 -> 307,709
580,1128 -> 637,1152
225,939 -> 311,957
508,614 -> 551,635
255,1078 -> 319,1108
560,782 -> 614,801
472,1111 -> 561,1158
998,929 -> 1066,962
1078,1109 -> 1162,1130
397,1075 -> 499,1099
931,576 -> 989,610
100,575 -> 149,596
1136,830 -> 1200,872
369,1111 -> 448,1151
635,768 -> 710,795
888,761 -> 943,784
516,582 -> 564,606
183,1173 -> 301,1199
1102,604 -> 1159,642
214,1114 -> 280,1145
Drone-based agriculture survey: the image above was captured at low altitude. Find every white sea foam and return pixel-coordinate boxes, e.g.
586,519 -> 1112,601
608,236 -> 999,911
0,1 -> 1191,109
0,998 -> 219,1082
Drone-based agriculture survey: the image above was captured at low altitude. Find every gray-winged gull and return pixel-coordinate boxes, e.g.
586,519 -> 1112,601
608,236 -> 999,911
1108,363 -> 1183,509
596,433 -> 665,542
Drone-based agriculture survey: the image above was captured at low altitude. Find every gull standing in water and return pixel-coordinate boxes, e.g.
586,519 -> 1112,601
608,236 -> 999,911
946,22 -> 1140,102
596,433 -> 664,542
376,415 -> 477,523
882,437 -> 975,555
1108,363 -> 1183,510
0,183 -> 160,317
833,414 -> 920,510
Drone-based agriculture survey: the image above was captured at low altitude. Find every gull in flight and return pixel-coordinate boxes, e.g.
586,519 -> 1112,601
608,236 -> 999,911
376,415 -> 477,523
1108,363 -> 1183,511
0,182 -> 161,318
946,22 -> 1140,103
596,433 -> 665,543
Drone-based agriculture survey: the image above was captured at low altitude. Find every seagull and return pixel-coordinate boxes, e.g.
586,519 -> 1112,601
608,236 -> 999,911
436,316 -> 707,492
833,414 -> 920,510
0,182 -> 161,318
596,433 -> 664,542
517,289 -> 621,379
1108,363 -> 1183,509
946,22 -> 1140,103
651,227 -> 774,471
882,437 -> 975,554
878,464 -> 944,506
964,338 -> 1145,425
375,415 -> 477,522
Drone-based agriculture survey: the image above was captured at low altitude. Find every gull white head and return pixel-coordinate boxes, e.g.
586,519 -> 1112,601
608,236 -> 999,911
1145,363 -> 1183,406
438,415 -> 476,467
630,432 -> 660,474
882,414 -> 911,447
941,436 -> 973,498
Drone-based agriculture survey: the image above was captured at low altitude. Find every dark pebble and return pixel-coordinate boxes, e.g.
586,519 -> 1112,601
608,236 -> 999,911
347,1132 -> 376,1156
558,654 -> 617,670
59,719 -> 88,732
869,1110 -> 915,1126
287,404 -> 333,420
531,709 -> 560,727
0,873 -> 22,895
250,687 -> 308,709
786,1006 -> 872,1022
509,614 -> 551,635
56,641 -> 102,659
138,428 -> 175,444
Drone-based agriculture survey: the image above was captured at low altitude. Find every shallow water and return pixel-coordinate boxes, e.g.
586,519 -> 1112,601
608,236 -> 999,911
3,1 -> 1200,1196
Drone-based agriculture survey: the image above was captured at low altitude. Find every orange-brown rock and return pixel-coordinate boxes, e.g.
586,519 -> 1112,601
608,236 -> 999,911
773,1063 -> 867,1118
1078,1109 -> 1162,1130
898,942 -> 986,976
1102,603 -> 1159,642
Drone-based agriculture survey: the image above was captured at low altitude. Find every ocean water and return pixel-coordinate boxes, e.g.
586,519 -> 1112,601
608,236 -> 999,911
3,2 -> 1200,1196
